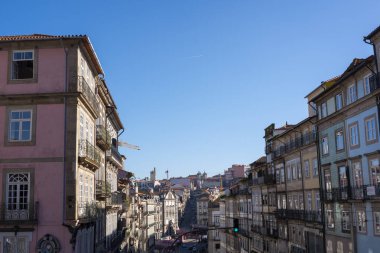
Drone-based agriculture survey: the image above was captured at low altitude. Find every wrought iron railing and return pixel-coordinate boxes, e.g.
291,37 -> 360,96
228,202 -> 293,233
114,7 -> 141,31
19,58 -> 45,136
273,132 -> 317,159
74,76 -> 100,114
304,210 -> 322,223
78,140 -> 101,168
107,146 -> 123,165
96,125 -> 112,150
0,202 -> 38,223
96,180 -> 111,198
106,192 -> 124,206
77,201 -> 98,220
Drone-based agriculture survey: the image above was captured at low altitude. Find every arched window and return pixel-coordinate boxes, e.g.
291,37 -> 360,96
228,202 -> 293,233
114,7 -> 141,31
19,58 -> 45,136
6,173 -> 30,220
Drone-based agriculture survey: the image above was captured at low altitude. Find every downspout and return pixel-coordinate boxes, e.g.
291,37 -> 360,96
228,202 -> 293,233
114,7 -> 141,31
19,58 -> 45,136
308,99 -> 326,253
364,37 -> 380,150
60,38 -> 69,225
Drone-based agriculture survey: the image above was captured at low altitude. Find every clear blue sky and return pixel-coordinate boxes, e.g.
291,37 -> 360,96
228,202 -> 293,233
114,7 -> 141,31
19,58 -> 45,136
3,1 -> 379,179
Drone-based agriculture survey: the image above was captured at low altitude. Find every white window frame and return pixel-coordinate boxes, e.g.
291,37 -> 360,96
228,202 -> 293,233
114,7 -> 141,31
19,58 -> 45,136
335,129 -> 344,151
335,93 -> 343,111
322,136 -> 329,155
8,109 -> 33,142
6,173 -> 30,219
11,50 -> 34,80
365,116 -> 377,142
321,102 -> 328,118
357,210 -> 366,233
347,84 -> 357,104
349,123 -> 359,147
364,75 -> 371,95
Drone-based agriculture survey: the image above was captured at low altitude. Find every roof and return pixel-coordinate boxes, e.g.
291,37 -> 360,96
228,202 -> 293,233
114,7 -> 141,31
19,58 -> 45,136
0,34 -> 104,75
310,56 -> 374,102
249,156 -> 266,166
364,25 -> 380,40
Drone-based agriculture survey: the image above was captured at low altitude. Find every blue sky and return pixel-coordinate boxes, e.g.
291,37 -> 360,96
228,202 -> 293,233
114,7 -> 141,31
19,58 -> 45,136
3,0 -> 379,179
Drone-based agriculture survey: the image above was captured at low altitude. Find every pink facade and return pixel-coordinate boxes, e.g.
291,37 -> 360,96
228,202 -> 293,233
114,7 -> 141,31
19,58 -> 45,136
0,45 -> 71,252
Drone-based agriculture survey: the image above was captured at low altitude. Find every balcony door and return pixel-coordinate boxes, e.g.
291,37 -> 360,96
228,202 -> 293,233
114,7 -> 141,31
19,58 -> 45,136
5,173 -> 30,220
3,236 -> 28,253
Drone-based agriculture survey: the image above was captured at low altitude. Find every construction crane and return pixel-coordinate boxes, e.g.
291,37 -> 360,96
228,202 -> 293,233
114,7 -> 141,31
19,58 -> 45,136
118,141 -> 141,150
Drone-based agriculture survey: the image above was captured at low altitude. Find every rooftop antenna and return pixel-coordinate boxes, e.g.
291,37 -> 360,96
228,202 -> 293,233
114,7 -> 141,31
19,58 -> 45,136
165,170 -> 169,180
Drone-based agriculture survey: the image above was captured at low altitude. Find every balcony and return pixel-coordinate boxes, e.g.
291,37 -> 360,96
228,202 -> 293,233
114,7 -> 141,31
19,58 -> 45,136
78,202 -> 98,221
106,192 -> 124,207
78,140 -> 101,170
264,173 -> 276,184
0,202 -> 38,224
261,227 -> 278,238
96,180 -> 111,199
323,187 -> 350,202
96,125 -> 112,150
272,132 -> 317,159
72,76 -> 100,116
107,146 -> 123,167
251,224 -> 262,234
304,210 -> 322,223
275,209 -> 305,220
253,177 -> 264,185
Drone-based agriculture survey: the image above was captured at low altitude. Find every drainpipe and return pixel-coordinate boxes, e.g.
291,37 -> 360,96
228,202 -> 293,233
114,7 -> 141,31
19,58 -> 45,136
60,38 -> 69,225
364,37 -> 380,142
308,100 -> 326,253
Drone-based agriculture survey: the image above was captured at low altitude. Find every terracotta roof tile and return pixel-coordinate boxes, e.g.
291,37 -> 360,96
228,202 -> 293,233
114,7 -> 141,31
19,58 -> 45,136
0,34 -> 86,41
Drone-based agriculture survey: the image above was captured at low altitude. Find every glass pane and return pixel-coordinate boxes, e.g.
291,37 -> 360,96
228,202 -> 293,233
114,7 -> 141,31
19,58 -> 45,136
24,51 -> 33,60
22,111 -> 31,119
21,121 -> 30,131
11,112 -> 20,119
21,130 -> 30,141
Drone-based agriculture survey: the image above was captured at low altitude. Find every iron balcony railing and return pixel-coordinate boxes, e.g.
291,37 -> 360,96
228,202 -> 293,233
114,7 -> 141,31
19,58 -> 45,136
304,210 -> 322,223
106,192 -> 124,206
77,201 -> 98,220
107,146 -> 123,165
73,76 -> 100,115
0,202 -> 38,224
96,125 -> 112,150
275,209 -> 305,220
324,187 -> 350,202
350,184 -> 380,200
273,132 -> 317,159
251,224 -> 262,234
78,140 -> 101,169
96,180 -> 111,199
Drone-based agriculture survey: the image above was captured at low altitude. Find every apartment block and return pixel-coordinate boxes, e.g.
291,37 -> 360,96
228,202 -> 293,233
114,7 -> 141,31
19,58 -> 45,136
0,34 -> 126,253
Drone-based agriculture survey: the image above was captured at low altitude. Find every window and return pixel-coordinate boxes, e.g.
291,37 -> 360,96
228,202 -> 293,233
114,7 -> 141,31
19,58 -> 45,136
9,110 -> 32,142
315,192 -> 321,211
347,84 -> 357,104
327,209 -> 335,228
335,93 -> 343,110
357,210 -> 366,233
312,158 -> 318,176
307,192 -> 312,210
335,129 -> 344,151
12,50 -> 34,79
321,102 -> 328,118
304,160 -> 310,177
365,116 -> 377,143
324,169 -> 332,191
341,211 -> 350,233
374,211 -> 380,235
349,123 -> 359,147
339,166 -> 348,188
322,136 -> 329,155
287,164 -> 292,181
6,173 -> 30,220
353,162 -> 363,187
369,158 -> 380,185
364,75 -> 371,95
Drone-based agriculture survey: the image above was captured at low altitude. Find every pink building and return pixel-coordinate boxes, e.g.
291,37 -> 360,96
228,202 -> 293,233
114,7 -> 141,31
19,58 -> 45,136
0,35 -> 125,253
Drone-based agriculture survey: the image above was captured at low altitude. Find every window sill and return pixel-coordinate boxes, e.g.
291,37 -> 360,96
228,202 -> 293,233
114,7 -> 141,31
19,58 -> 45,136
4,140 -> 35,146
7,78 -> 38,84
